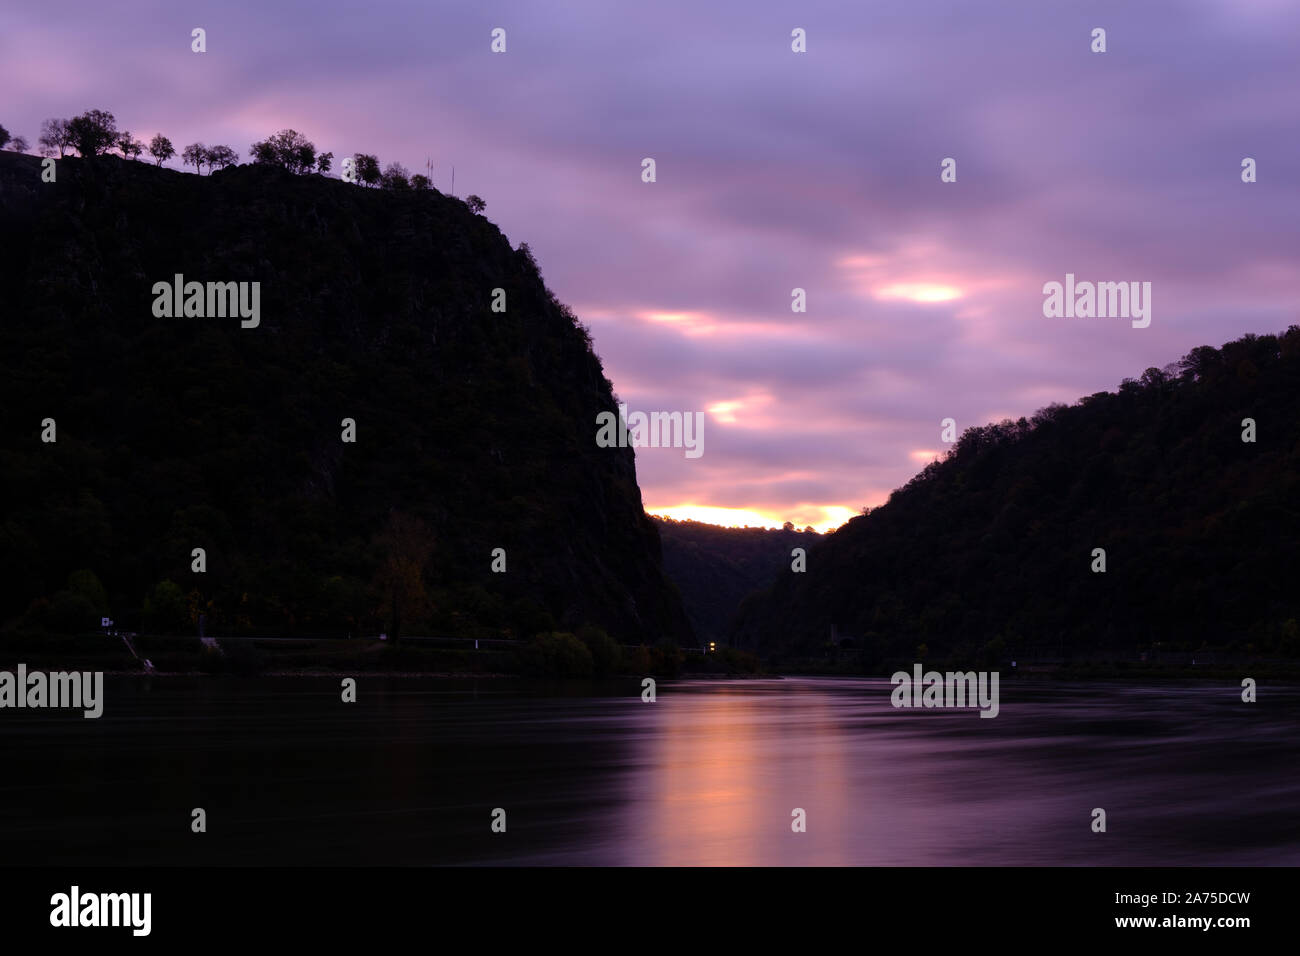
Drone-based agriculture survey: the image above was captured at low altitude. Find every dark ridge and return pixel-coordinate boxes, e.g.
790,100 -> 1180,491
732,330 -> 1300,664
0,151 -> 692,645
653,516 -> 818,645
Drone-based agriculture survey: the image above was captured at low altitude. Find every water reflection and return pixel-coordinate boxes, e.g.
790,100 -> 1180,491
0,676 -> 1295,865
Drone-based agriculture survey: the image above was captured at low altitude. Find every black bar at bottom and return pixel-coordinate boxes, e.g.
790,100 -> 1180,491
0,866 -> 1280,943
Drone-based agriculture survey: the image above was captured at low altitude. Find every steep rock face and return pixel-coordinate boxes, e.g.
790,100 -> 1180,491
0,152 -> 692,644
733,331 -> 1300,662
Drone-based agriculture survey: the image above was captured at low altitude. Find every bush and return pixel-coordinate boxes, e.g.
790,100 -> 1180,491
144,579 -> 190,633
508,599 -> 555,639
518,632 -> 593,678
577,624 -> 621,676
18,569 -> 109,633
649,642 -> 684,678
620,644 -> 651,675
42,589 -> 98,633
716,646 -> 761,674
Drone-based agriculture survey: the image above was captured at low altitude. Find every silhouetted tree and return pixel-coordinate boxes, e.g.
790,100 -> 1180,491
466,194 -> 486,214
315,151 -> 333,174
148,134 -> 175,166
206,144 -> 239,170
115,131 -> 144,160
38,118 -> 73,158
516,241 -> 538,274
1179,345 -> 1223,383
381,162 -> 410,189
181,142 -> 208,174
292,143 -> 315,174
0,126 -> 9,150
249,140 -> 274,165
250,128 -> 316,173
410,173 -> 431,191
352,153 -> 380,187
8,136 -> 27,153
67,109 -> 118,156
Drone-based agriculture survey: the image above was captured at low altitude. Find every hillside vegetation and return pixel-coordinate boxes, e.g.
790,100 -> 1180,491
0,151 -> 691,646
733,330 -> 1300,666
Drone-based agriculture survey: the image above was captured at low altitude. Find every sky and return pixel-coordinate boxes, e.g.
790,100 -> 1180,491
3,0 -> 1298,530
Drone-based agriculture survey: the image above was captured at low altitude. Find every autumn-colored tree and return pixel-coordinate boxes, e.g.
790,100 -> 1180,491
371,511 -> 433,644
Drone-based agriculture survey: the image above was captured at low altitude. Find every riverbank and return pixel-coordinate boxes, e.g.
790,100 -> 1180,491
5,632 -> 1297,681
0,631 -> 763,679
777,660 -> 1300,681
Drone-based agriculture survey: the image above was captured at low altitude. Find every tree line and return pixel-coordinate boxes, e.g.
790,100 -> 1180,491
3,109 -> 487,211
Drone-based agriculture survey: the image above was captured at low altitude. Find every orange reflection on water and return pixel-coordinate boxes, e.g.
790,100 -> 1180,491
638,683 -> 850,865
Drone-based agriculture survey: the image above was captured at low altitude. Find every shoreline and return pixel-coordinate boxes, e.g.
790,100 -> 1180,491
15,666 -> 1299,682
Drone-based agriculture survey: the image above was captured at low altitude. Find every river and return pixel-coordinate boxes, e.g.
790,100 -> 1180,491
1,676 -> 1295,865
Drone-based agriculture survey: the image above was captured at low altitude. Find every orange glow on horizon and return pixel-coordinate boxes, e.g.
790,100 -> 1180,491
650,504 -> 855,533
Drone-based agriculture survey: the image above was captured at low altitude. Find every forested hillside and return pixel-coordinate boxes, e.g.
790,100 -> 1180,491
733,331 -> 1300,664
654,517 -> 817,644
0,151 -> 691,645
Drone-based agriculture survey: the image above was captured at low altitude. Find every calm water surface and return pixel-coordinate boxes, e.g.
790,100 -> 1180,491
2,676 -> 1296,865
